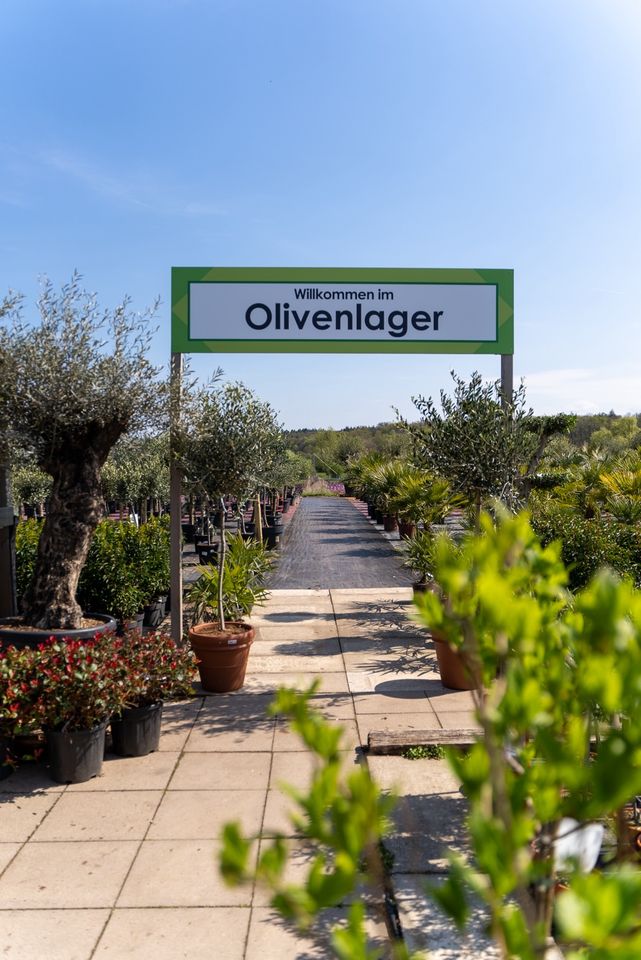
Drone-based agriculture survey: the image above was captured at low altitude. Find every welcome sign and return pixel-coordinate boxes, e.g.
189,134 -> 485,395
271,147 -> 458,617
171,267 -> 513,355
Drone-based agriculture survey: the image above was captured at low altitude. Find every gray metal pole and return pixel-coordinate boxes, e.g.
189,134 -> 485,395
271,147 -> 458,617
0,464 -> 17,618
500,354 -> 514,410
170,352 -> 184,644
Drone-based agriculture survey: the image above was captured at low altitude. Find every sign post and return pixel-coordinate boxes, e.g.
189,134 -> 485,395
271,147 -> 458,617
170,267 -> 514,641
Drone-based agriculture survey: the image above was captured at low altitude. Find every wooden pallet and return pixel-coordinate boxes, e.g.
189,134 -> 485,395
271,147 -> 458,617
367,728 -> 481,754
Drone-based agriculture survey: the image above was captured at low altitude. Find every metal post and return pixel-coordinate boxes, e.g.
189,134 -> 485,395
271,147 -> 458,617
500,353 -> 514,411
170,352 -> 184,643
0,463 -> 17,618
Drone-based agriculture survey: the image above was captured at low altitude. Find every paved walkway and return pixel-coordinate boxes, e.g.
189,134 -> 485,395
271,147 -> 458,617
267,497 -> 413,589
0,501 -> 490,959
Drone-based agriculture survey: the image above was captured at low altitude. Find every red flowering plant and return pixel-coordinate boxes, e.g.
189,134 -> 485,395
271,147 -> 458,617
0,645 -> 41,763
114,630 -> 195,710
31,635 -> 127,732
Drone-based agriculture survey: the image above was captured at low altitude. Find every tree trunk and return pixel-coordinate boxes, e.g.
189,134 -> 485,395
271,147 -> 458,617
23,431 -> 123,629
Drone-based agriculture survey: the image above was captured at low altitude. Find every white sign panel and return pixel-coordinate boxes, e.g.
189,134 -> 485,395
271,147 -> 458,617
188,281 -> 497,344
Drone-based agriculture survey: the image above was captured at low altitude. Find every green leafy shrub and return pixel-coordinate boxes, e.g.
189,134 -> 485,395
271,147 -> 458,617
530,499 -> 636,590
15,519 -> 41,611
188,532 -> 272,625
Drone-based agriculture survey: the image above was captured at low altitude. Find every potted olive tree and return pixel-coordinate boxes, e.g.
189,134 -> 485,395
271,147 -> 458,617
177,382 -> 283,692
0,275 -> 164,640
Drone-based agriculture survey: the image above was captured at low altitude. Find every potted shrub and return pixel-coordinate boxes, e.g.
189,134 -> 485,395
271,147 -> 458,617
110,630 -> 195,756
0,643 -> 38,779
407,531 -> 476,690
30,634 -> 126,783
177,383 -> 282,692
0,276 -> 163,640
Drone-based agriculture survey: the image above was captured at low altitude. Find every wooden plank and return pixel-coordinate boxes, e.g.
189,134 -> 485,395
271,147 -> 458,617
368,728 -> 481,754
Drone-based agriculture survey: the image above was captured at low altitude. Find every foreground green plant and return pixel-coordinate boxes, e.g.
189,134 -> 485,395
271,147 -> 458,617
219,682 -> 412,959
414,510 -> 641,959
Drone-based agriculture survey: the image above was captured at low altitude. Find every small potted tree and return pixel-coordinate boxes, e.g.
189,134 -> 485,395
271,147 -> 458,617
177,382 -> 283,692
0,275 -> 164,641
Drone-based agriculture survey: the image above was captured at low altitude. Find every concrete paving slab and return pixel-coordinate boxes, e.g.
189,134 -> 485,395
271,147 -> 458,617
118,839 -> 256,908
261,788 -> 304,838
147,790 -> 265,840
0,841 -> 139,908
269,589 -> 331,598
428,689 -> 478,711
303,693 -> 357,720
394,874 -> 500,958
352,692 -> 431,714
273,718 -> 361,752
0,792 -> 61,842
253,624 -> 339,641
93,907 -> 249,960
0,764 -> 66,795
250,636 -> 342,657
67,752 -> 180,792
0,908 -> 109,960
0,843 -> 21,876
184,720 -> 275,753
437,710 -> 480,729
245,906 -> 388,960
30,791 -> 161,841
270,750 -> 360,792
169,752 -> 271,791
356,712 -> 442,743
243,672 -> 350,694
250,611 -> 336,626
347,671 -> 441,696
368,758 -> 468,875
248,654 -> 344,674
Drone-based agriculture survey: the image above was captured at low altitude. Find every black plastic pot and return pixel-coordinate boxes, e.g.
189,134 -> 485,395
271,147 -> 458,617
0,734 -> 13,781
0,613 -> 117,651
111,701 -> 163,757
143,599 -> 166,629
45,721 -> 108,784
118,612 -> 144,636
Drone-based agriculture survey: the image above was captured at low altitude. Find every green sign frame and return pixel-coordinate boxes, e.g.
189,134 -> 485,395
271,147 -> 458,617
171,267 -> 513,355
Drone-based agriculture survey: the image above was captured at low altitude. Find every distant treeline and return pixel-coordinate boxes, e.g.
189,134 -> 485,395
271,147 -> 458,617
284,413 -> 641,476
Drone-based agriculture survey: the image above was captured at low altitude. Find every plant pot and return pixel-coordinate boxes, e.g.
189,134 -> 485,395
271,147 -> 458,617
196,543 -> 218,564
383,515 -> 399,533
111,701 -> 163,757
262,527 -> 279,549
189,621 -> 254,693
45,721 -> 108,784
399,521 -> 416,539
374,510 -> 385,525
412,580 -> 431,598
0,734 -> 13,781
143,599 -> 165,629
433,637 -> 476,691
181,523 -> 196,544
0,613 -> 117,651
118,612 -> 144,636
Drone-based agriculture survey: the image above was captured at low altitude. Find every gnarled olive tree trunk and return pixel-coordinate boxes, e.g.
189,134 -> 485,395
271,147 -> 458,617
23,428 -> 123,629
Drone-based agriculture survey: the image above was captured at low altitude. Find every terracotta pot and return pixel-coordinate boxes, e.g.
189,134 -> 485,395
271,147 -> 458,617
189,621 -> 254,693
383,515 -> 399,533
399,521 -> 416,539
433,637 -> 476,691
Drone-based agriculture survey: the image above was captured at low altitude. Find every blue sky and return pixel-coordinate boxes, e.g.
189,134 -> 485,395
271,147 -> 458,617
1,0 -> 640,429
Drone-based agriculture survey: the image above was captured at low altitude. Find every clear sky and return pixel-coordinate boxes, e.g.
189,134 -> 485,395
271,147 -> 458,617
1,0 -> 639,429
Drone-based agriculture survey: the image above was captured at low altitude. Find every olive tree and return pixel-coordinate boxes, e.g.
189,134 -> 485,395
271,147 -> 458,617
0,276 -> 164,629
404,371 -> 573,520
177,381 -> 284,630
